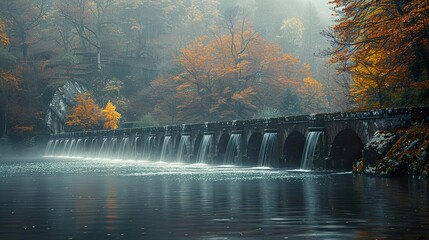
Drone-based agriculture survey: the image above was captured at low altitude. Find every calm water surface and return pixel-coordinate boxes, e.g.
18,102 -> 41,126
0,157 -> 428,239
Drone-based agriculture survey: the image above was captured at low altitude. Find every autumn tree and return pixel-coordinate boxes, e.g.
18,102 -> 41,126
0,19 -> 21,135
278,17 -> 305,53
152,9 -> 310,122
297,77 -> 328,114
102,100 -> 121,129
67,92 -> 102,130
326,0 -> 429,108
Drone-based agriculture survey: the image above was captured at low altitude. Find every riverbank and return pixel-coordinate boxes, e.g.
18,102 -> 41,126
354,122 -> 429,178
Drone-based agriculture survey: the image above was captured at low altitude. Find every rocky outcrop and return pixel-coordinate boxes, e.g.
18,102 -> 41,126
45,80 -> 87,134
355,123 -> 429,178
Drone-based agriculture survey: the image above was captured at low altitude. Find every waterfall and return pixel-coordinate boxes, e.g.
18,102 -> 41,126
159,136 -> 172,162
257,132 -> 277,167
176,135 -> 190,163
300,131 -> 323,170
117,137 -> 130,160
45,139 -> 54,155
56,139 -> 64,156
98,138 -> 109,158
61,138 -> 70,156
72,138 -> 83,157
108,138 -> 118,158
224,133 -> 242,165
66,138 -> 77,156
90,138 -> 98,156
132,137 -> 140,159
83,138 -> 91,155
196,134 -> 213,164
142,135 -> 156,160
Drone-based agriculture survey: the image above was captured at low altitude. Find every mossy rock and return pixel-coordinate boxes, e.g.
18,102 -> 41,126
370,124 -> 429,178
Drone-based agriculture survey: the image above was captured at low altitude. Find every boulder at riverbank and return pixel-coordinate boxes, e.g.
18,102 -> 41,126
354,123 -> 429,178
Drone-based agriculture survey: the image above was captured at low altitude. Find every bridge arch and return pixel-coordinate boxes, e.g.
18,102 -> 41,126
246,132 -> 263,166
218,133 -> 230,164
282,131 -> 306,168
329,129 -> 363,170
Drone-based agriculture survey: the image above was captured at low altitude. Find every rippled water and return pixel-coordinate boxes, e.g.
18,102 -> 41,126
0,157 -> 428,239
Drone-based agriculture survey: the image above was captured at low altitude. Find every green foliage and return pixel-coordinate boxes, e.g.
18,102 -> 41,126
62,53 -> 79,65
136,113 -> 159,128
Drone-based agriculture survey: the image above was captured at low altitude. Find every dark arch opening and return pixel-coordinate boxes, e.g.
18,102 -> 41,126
329,129 -> 363,170
218,133 -> 230,164
246,132 -> 263,166
282,131 -> 306,168
193,134 -> 203,163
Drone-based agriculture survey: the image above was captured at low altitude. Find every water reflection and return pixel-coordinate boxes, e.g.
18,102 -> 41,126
0,157 -> 428,239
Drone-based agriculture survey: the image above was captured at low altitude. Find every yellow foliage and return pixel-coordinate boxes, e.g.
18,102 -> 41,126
0,19 -> 9,46
66,93 -> 102,130
297,77 -> 328,113
102,100 -> 121,129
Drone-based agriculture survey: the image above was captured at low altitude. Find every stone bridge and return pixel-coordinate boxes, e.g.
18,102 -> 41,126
47,107 -> 428,170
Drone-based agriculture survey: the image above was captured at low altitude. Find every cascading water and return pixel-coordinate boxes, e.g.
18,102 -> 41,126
142,135 -> 156,160
56,138 -> 66,156
66,138 -> 77,156
72,138 -> 83,157
300,131 -> 323,170
45,139 -> 54,155
196,134 -> 213,164
61,138 -> 70,156
97,138 -> 109,158
108,138 -> 118,158
224,133 -> 242,165
159,136 -> 172,162
176,135 -> 190,163
83,138 -> 91,155
132,137 -> 141,159
117,137 -> 130,159
90,138 -> 98,156
257,132 -> 278,167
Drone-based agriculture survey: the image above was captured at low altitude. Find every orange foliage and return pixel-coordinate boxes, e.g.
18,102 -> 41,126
13,125 -> 34,132
66,93 -> 102,130
329,0 -> 429,107
297,77 -> 328,113
0,70 -> 20,91
102,100 -> 121,129
162,23 -> 305,121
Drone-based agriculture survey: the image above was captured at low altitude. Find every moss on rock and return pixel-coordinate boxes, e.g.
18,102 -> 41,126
362,124 -> 429,178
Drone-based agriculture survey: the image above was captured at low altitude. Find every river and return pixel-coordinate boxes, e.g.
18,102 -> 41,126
0,156 -> 428,239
